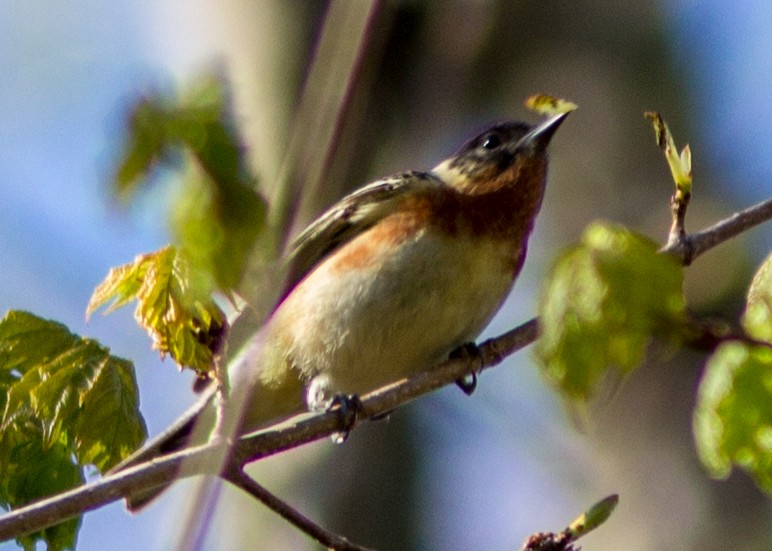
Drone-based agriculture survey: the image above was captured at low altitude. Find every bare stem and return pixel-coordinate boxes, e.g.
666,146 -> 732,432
222,467 -> 376,551
667,191 -> 691,248
663,196 -> 772,264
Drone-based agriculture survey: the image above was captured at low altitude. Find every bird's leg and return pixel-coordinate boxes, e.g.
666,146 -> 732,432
306,374 -> 363,443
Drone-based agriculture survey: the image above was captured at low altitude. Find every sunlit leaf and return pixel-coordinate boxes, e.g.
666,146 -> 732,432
0,311 -> 147,549
87,246 -> 227,377
644,111 -> 692,197
0,311 -> 146,469
743,250 -> 772,342
536,222 -> 687,399
524,94 -> 578,116
113,73 -> 268,292
694,342 -> 772,492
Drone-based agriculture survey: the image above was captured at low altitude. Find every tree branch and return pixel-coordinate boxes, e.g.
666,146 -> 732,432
3,195 -> 772,546
0,319 -> 537,544
662,196 -> 772,264
0,444 -> 217,543
222,467 -> 376,551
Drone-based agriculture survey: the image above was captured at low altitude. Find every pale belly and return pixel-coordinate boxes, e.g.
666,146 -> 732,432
263,228 -> 518,397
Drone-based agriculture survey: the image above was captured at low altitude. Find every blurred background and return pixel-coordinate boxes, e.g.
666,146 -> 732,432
1,1 -> 771,549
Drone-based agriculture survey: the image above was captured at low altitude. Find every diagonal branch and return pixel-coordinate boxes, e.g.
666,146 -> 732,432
2,195 -> 772,546
0,319 -> 537,544
222,467 -> 376,551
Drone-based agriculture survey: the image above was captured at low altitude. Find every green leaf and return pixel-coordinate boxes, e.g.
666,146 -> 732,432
113,73 -> 268,292
694,251 -> 772,492
536,222 -> 687,399
566,494 -> 619,539
0,311 -> 147,549
524,94 -> 578,116
644,111 -> 692,197
0,311 -> 146,469
0,424 -> 83,551
521,495 -> 618,550
743,250 -> 772,342
170,162 -> 266,295
88,246 -> 227,377
694,342 -> 772,492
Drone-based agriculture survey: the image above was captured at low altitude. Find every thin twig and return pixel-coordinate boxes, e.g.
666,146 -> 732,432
663,196 -> 772,265
667,191 -> 690,248
222,467 -> 376,551
3,196 -> 772,545
0,443 -> 221,543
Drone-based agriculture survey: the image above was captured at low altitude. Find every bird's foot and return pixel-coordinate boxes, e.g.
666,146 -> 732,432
306,374 -> 363,443
451,342 -> 482,396
328,393 -> 364,444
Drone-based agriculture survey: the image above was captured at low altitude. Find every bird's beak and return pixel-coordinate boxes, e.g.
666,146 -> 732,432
520,112 -> 570,151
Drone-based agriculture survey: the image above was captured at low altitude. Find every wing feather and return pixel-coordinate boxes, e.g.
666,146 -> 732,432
277,171 -> 442,304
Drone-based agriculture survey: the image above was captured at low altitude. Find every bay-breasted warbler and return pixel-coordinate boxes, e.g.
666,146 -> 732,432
113,112 -> 568,508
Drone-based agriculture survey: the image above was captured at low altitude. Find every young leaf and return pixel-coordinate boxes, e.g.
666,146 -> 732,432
644,112 -> 692,198
521,494 -> 618,550
536,222 -> 687,399
524,94 -> 578,116
87,246 -> 227,378
0,311 -> 147,549
743,250 -> 772,342
565,494 -> 619,539
693,343 -> 772,492
113,73 -> 268,292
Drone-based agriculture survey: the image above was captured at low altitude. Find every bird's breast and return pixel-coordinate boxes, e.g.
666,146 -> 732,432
265,213 -> 524,395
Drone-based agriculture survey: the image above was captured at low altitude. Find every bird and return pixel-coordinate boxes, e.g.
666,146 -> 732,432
110,111 -> 569,509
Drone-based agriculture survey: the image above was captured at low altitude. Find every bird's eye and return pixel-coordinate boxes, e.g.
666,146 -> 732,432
481,133 -> 501,150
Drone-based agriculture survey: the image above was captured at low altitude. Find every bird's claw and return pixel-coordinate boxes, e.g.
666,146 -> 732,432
329,393 -> 363,444
456,372 -> 478,395
451,342 -> 482,396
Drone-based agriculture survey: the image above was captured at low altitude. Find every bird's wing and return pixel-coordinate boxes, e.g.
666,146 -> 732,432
278,171 -> 442,304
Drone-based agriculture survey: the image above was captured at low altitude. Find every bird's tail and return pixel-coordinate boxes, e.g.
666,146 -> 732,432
107,383 -> 218,511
